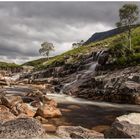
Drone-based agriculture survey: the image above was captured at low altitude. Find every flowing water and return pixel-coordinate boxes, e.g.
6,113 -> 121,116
47,93 -> 140,133
61,51 -> 100,93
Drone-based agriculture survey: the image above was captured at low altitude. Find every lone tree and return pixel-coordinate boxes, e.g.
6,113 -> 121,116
72,40 -> 84,49
39,41 -> 55,60
116,4 -> 139,50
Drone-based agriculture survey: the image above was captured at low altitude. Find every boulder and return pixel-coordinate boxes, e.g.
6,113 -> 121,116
16,103 -> 36,117
21,96 -> 34,103
105,113 -> 140,138
35,116 -> 48,124
1,96 -> 23,109
128,75 -> 140,83
0,105 -> 16,122
120,81 -> 140,94
56,126 -> 104,139
30,100 -> 41,108
0,117 -> 45,138
36,104 -> 62,118
98,52 -> 109,65
0,110 -> 16,122
41,95 -> 57,107
42,124 -> 57,133
47,99 -> 57,107
0,104 -> 9,112
40,95 -> 50,103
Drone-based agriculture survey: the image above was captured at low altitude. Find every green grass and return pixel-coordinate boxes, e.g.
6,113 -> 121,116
22,58 -> 48,67
0,62 -> 21,69
115,53 -> 140,66
23,25 -> 140,70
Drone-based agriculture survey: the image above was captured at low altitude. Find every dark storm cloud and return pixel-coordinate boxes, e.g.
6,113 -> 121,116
0,1 -> 140,64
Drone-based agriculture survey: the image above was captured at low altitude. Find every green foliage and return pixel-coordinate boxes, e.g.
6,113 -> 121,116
39,41 -> 55,59
72,40 -> 84,49
116,53 -> 140,66
0,62 -> 21,69
118,4 -> 139,26
22,58 -> 48,67
116,4 -> 139,50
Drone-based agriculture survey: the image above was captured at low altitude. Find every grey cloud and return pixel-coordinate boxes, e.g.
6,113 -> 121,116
0,2 -> 140,64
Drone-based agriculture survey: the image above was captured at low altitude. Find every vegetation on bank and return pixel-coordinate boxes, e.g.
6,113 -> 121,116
22,58 -> 48,67
0,62 -> 21,69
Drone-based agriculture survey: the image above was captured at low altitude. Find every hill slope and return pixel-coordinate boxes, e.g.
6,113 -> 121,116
84,27 -> 125,45
0,62 -> 21,69
84,25 -> 140,45
23,25 -> 140,70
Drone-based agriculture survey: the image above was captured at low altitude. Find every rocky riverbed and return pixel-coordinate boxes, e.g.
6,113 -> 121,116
0,83 -> 140,138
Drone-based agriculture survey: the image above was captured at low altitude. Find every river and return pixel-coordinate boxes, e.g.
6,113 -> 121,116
47,93 -> 140,133
2,85 -> 140,133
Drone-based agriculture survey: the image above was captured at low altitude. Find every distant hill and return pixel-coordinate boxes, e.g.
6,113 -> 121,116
84,25 -> 140,45
84,28 -> 126,45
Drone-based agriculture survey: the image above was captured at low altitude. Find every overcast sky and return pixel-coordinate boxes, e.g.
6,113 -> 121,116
0,1 -> 140,64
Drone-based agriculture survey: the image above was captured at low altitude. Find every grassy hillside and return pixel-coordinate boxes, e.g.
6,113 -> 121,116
22,58 -> 48,67
0,62 -> 21,69
24,25 -> 140,70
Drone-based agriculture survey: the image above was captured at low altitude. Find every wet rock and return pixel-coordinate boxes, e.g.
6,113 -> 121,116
0,105 -> 16,122
56,126 -> 104,139
35,116 -> 48,124
26,88 -> 44,98
0,104 -> 9,112
0,79 -> 7,85
98,52 -> 109,65
22,96 -> 34,103
41,95 -> 50,103
1,96 -> 23,109
0,117 -> 45,138
36,104 -> 62,118
17,113 -> 29,118
47,99 -> 57,107
43,124 -> 57,133
105,113 -> 140,138
128,75 -> 140,83
120,81 -> 140,94
16,103 -> 36,117
30,100 -> 41,108
0,111 -> 16,122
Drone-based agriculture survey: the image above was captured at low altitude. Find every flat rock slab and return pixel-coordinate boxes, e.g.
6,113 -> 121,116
105,113 -> 140,138
56,126 -> 104,139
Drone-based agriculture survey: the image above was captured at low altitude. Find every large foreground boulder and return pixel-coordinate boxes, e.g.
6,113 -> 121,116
56,126 -> 104,139
0,117 -> 45,138
105,113 -> 140,138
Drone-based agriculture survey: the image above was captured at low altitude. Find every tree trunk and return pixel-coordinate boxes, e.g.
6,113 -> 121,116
128,26 -> 131,51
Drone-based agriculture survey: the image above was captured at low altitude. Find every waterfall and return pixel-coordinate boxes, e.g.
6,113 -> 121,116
60,50 -> 105,94
84,50 -> 104,74
60,74 -> 81,94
